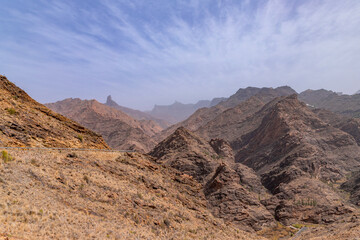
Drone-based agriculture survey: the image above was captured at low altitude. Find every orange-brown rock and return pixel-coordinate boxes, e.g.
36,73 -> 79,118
46,98 -> 162,152
0,75 -> 108,149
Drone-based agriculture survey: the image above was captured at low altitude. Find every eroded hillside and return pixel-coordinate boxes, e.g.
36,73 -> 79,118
0,75 -> 108,149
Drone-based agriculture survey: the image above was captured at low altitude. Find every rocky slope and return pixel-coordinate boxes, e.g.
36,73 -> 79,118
156,86 -> 297,142
299,89 -> 360,118
0,75 -> 108,149
105,95 -> 170,129
150,127 -> 276,231
0,149 -> 261,240
235,95 -> 360,225
46,98 -> 161,152
151,95 -> 360,237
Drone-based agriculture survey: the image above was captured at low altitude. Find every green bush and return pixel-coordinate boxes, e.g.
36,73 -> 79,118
1,150 -> 14,163
7,108 -> 16,115
76,134 -> 84,142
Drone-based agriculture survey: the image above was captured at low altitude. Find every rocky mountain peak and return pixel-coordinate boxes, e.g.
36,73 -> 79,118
106,95 -> 115,105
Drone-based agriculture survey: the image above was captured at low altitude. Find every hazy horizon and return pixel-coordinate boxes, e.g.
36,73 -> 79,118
1,0 -> 360,110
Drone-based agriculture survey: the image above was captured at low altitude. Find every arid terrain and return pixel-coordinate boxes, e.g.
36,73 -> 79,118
0,76 -> 108,149
1,75 -> 360,239
0,149 -> 260,240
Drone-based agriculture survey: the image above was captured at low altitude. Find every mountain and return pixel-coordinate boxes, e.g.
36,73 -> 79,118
0,75 -> 108,149
105,95 -> 170,129
355,90 -> 360,95
148,87 -> 295,125
150,127 -> 276,231
156,86 -> 297,142
299,89 -> 360,118
234,95 -> 360,224
220,86 -> 296,108
151,94 -> 360,237
147,100 -> 212,124
0,148 -> 260,239
46,98 -> 161,152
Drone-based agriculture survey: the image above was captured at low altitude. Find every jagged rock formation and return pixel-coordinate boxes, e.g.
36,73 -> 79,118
299,89 -> 360,118
149,127 -> 276,231
46,98 -> 161,152
105,95 -> 170,129
0,75 -> 108,149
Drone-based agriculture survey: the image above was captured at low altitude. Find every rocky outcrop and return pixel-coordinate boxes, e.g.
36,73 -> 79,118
149,127 -> 220,182
149,127 -> 276,230
0,75 -> 109,149
204,163 -> 275,231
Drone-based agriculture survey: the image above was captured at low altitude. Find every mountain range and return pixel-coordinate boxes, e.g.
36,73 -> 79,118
2,74 -> 360,239
46,98 -> 162,152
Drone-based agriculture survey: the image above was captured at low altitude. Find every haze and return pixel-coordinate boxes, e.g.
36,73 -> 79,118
1,0 -> 359,110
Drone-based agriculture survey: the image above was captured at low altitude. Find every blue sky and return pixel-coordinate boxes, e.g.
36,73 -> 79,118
1,0 -> 360,110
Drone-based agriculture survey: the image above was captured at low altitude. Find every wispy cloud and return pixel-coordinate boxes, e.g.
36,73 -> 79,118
1,0 -> 360,110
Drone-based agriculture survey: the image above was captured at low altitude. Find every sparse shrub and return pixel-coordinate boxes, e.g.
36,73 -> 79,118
6,108 -> 16,115
67,153 -> 78,158
30,159 -> 39,167
1,150 -> 14,163
163,218 -> 171,227
83,175 -> 89,184
292,223 -> 303,229
76,134 -> 84,142
137,192 -> 143,199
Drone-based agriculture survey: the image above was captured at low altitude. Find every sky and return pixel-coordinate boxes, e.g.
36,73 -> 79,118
1,0 -> 360,110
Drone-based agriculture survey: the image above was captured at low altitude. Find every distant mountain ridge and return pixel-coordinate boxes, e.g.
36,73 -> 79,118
105,95 -> 170,129
146,97 -> 227,124
299,89 -> 360,118
156,86 -> 297,142
46,98 -> 161,152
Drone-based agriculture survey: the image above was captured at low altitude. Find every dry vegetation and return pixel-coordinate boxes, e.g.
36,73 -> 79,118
0,148 -> 262,240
